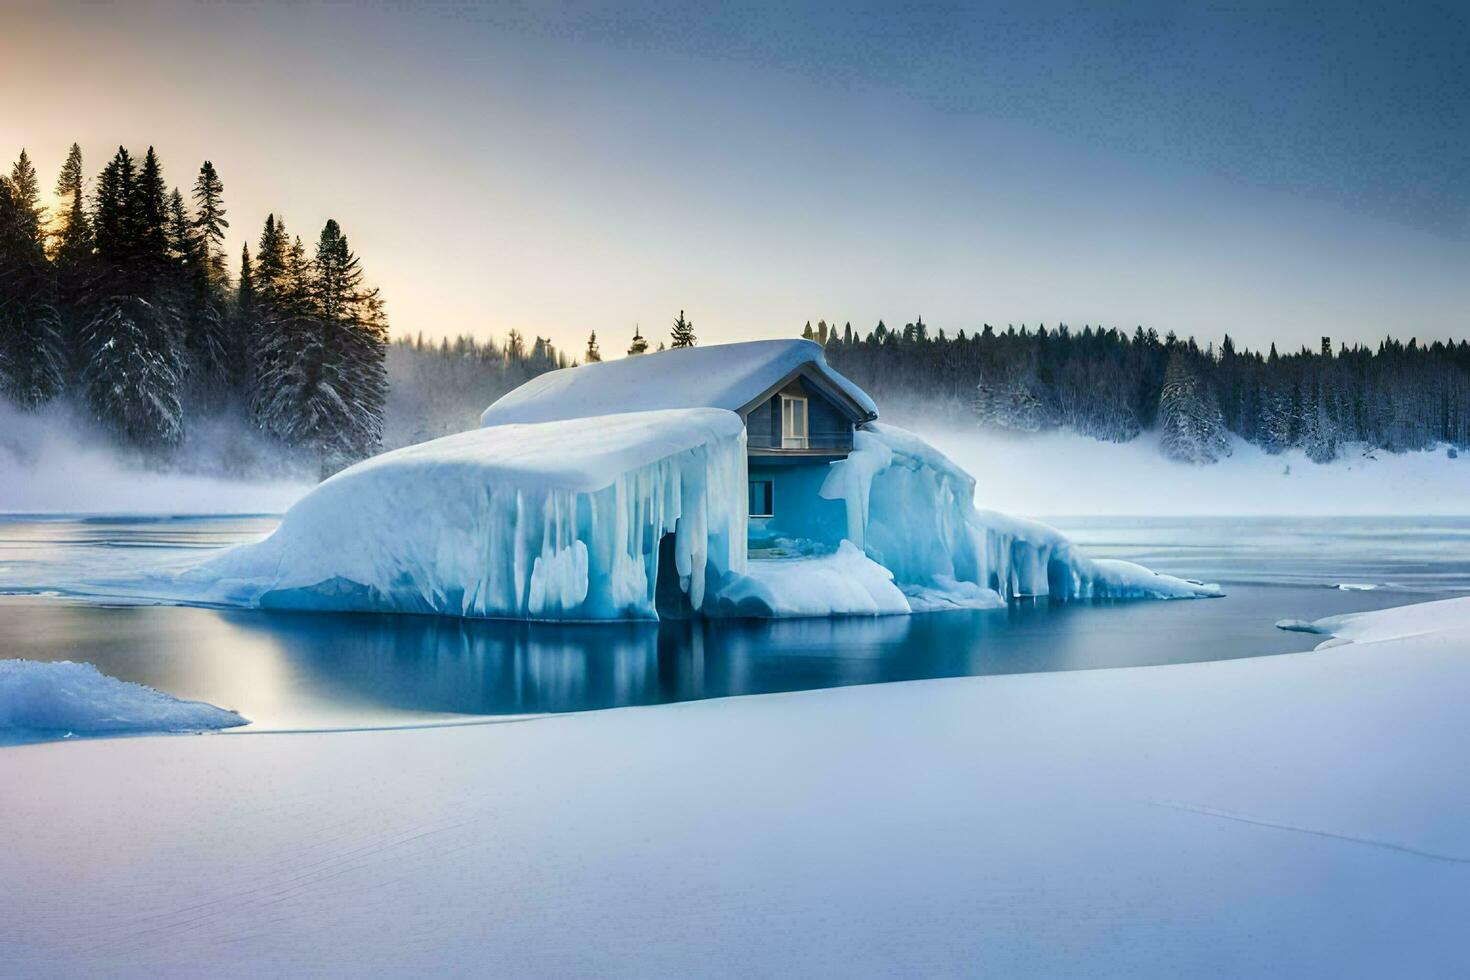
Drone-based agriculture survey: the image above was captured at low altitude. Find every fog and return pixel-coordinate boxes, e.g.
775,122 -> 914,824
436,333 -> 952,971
0,401 -> 312,515
909,420 -> 1470,517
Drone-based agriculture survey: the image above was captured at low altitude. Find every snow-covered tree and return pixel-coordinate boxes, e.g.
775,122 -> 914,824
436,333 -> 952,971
80,294 -> 185,446
585,331 -> 601,362
627,325 -> 647,356
1157,353 -> 1231,464
254,219 -> 386,473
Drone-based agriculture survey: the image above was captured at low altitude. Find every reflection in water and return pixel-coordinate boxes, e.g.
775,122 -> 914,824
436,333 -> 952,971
217,610 -> 919,716
0,581 -> 1422,730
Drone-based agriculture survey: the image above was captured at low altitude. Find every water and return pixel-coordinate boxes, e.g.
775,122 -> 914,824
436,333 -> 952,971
1,514 -> 1463,732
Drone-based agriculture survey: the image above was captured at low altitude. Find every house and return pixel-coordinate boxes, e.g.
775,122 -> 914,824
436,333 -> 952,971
478,339 -> 878,551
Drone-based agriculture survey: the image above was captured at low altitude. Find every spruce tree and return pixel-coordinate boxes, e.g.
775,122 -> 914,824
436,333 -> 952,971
191,161 -> 228,290
5,150 -> 45,254
80,146 -> 186,445
670,310 -> 695,348
92,148 -> 134,260
166,189 -> 194,265
585,331 -> 601,362
52,143 -> 91,264
255,219 -> 386,472
129,147 -> 170,269
0,162 -> 67,408
627,324 -> 647,356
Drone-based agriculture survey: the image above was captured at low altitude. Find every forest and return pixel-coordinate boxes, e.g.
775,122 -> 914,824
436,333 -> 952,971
0,145 -> 396,475
818,318 -> 1470,464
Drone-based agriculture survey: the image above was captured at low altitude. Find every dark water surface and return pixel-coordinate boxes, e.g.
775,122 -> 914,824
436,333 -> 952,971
1,515 -> 1462,730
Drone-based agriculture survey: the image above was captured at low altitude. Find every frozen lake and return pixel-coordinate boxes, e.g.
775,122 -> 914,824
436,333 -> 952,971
1,515 -> 1464,732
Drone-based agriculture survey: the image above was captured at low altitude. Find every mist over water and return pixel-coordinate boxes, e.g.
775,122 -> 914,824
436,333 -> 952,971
0,399 -> 313,515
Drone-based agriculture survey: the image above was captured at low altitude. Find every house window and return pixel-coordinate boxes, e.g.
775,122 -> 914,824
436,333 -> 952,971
748,480 -> 774,518
781,395 -> 809,449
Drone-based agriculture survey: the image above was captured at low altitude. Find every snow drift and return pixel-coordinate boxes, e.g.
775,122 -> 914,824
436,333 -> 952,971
0,660 -> 246,743
177,404 -> 1215,621
1277,595 -> 1470,649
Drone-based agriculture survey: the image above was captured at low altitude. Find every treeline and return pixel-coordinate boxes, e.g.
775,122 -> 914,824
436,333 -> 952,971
0,144 -> 388,474
820,319 -> 1470,464
384,332 -> 573,448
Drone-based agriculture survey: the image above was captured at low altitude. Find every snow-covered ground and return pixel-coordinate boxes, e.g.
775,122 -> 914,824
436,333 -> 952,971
3,597 -> 1466,976
918,424 -> 1470,516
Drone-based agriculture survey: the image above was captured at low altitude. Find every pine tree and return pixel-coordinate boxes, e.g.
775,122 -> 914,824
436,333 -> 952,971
52,143 -> 91,264
191,161 -> 228,291
129,147 -> 170,269
6,150 -> 46,255
0,165 -> 67,407
79,146 -> 186,445
93,148 -> 134,260
235,242 -> 257,385
166,188 -> 194,265
80,294 -> 185,447
255,219 -> 386,472
585,330 -> 601,362
627,324 -> 647,356
254,214 -> 288,304
670,310 -> 696,348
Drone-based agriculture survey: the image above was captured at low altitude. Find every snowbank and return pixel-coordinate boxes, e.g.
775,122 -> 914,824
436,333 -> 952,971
5,608 -> 1466,976
917,423 -> 1470,516
0,660 -> 245,742
1277,595 -> 1470,649
193,409 -> 748,620
479,339 -> 876,427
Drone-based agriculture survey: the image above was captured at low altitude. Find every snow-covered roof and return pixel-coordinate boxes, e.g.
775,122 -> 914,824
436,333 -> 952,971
480,339 -> 877,428
349,408 -> 744,493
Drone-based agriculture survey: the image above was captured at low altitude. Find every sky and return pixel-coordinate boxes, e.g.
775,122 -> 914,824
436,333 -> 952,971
3,0 -> 1468,356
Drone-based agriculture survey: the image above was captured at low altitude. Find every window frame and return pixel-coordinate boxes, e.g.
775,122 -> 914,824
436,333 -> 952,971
748,479 -> 774,518
780,395 -> 809,449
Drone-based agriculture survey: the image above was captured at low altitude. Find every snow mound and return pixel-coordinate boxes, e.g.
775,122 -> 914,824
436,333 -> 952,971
0,660 -> 246,741
1279,596 -> 1470,648
192,409 -> 749,620
479,339 -> 876,427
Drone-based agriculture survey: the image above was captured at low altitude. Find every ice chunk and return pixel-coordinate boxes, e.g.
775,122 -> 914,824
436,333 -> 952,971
0,660 -> 246,742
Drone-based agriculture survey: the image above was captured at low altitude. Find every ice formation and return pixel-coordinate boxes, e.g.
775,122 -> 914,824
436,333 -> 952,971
180,401 -> 1216,621
0,660 -> 246,742
817,423 -> 1218,605
194,409 -> 747,620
